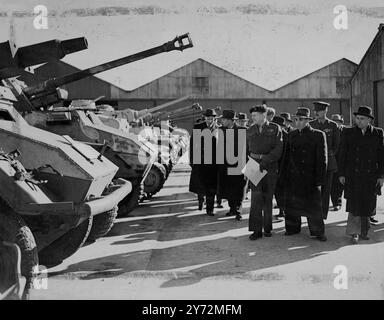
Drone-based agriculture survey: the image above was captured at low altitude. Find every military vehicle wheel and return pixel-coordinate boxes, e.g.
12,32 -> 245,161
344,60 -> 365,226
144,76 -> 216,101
144,162 -> 167,197
117,183 -> 143,217
38,217 -> 93,268
0,202 -> 38,300
86,207 -> 118,242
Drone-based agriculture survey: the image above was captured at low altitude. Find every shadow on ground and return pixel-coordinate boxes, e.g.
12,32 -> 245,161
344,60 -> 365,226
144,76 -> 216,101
48,167 -> 384,288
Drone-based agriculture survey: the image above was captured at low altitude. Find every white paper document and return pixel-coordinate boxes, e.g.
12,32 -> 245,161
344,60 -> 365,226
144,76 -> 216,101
241,157 -> 267,187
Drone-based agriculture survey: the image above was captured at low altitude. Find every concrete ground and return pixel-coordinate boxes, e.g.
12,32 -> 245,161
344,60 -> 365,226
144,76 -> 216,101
31,164 -> 384,300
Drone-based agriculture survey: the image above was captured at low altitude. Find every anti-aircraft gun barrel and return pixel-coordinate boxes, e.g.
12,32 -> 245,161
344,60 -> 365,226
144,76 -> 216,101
22,34 -> 193,109
150,103 -> 202,123
134,95 -> 192,120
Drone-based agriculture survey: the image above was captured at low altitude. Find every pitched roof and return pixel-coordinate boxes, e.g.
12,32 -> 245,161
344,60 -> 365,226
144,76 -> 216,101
351,23 -> 384,82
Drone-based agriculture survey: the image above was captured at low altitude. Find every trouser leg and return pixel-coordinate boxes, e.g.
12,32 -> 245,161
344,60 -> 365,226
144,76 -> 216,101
205,193 -> 215,213
228,198 -> 241,212
216,195 -> 222,206
249,184 -> 263,233
361,216 -> 370,236
346,213 -> 361,236
321,171 -> 333,219
285,214 -> 301,233
263,174 -> 276,233
307,215 -> 325,236
331,174 -> 343,207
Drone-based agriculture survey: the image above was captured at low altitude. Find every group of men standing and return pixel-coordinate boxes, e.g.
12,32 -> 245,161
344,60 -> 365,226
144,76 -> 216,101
189,102 -> 384,244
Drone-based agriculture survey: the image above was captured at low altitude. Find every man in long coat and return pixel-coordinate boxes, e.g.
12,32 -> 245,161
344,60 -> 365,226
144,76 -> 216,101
189,109 -> 219,216
280,112 -> 294,133
310,101 -> 340,219
217,109 -> 247,220
338,106 -> 384,244
280,107 -> 328,241
272,115 -> 289,218
330,114 -> 346,211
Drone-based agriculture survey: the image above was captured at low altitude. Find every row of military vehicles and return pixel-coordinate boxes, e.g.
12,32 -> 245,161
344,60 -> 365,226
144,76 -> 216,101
0,33 -> 198,299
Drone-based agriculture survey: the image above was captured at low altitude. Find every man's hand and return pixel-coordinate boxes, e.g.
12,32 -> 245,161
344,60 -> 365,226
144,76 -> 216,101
339,176 -> 346,185
377,178 -> 384,188
259,163 -> 267,173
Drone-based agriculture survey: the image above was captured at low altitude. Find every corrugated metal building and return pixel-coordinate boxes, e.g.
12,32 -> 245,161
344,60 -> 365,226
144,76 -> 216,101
123,58 -> 357,130
30,56 -> 358,131
351,24 -> 384,127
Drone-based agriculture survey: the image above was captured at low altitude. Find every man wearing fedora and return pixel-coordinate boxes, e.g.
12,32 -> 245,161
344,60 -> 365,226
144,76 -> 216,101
189,108 -> 220,216
330,114 -> 346,211
246,105 -> 283,240
217,109 -> 247,220
236,112 -> 249,128
310,101 -> 340,219
338,106 -> 384,244
280,112 -> 294,133
280,107 -> 328,241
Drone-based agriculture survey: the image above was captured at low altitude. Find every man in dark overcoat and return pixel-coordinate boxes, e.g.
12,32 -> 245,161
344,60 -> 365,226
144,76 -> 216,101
280,112 -> 294,133
338,106 -> 384,244
280,107 -> 328,241
330,114 -> 346,211
247,105 -> 283,240
310,101 -> 340,219
189,109 -> 219,216
217,109 -> 247,221
272,115 -> 288,218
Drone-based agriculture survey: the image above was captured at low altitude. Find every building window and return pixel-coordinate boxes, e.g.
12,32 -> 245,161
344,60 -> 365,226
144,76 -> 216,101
193,77 -> 209,94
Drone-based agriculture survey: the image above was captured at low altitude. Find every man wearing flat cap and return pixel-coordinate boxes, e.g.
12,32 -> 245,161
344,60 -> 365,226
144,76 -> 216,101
310,101 -> 340,219
189,108 -> 220,216
338,106 -> 384,244
246,105 -> 283,240
217,109 -> 247,220
280,107 -> 328,241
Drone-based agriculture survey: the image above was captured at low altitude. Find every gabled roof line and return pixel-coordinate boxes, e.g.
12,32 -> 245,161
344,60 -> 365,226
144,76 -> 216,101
351,23 -> 384,82
126,57 -> 272,94
126,57 -> 358,95
274,58 -> 358,92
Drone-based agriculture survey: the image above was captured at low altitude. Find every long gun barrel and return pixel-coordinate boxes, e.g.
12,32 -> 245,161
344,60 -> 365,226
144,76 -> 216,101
152,103 -> 202,122
21,33 -> 193,109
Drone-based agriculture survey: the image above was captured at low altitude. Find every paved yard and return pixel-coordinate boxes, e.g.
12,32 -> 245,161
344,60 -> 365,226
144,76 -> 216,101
31,164 -> 384,300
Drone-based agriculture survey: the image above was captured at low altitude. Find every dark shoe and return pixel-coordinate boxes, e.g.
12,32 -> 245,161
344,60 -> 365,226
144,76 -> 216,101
249,232 -> 262,240
370,217 -> 378,224
316,235 -> 327,242
264,232 -> 272,237
351,235 -> 359,244
225,211 -> 234,216
206,211 -> 214,216
217,204 -> 224,208
333,206 -> 341,211
198,203 -> 203,210
235,214 -> 242,221
277,210 -> 285,218
360,234 -> 370,240
284,231 -> 300,236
